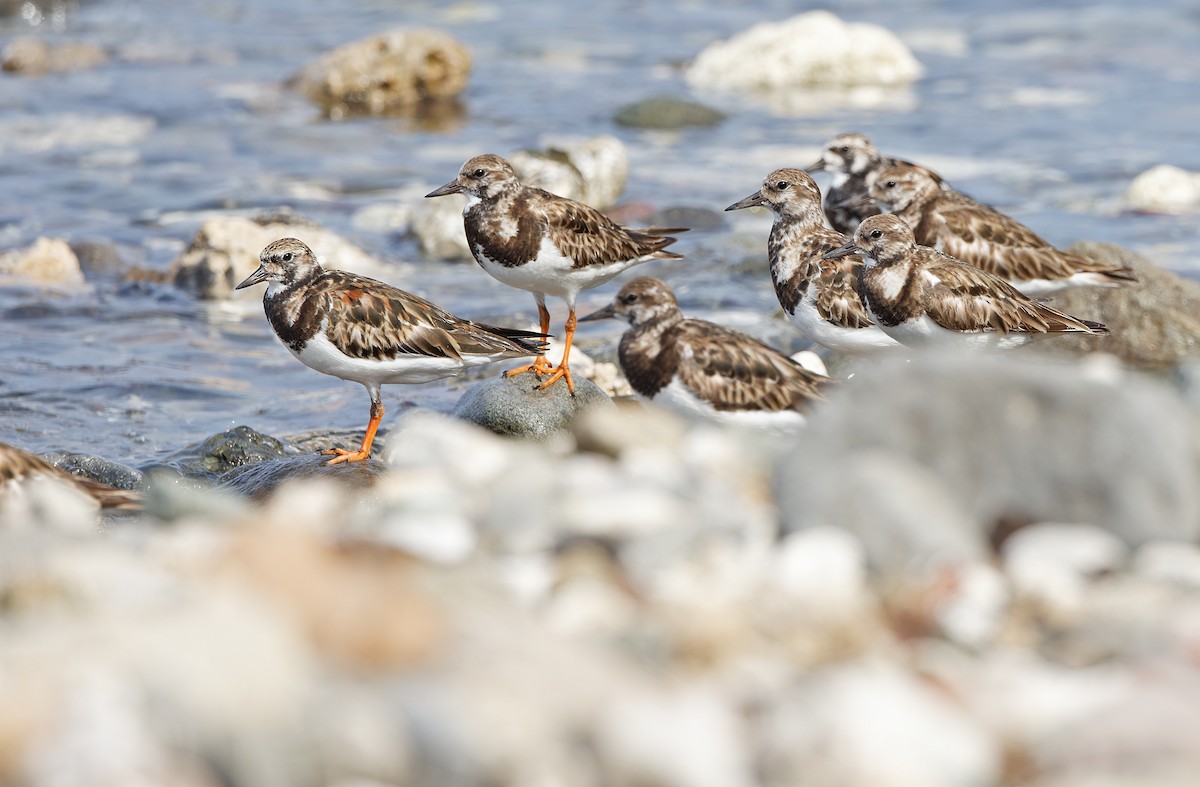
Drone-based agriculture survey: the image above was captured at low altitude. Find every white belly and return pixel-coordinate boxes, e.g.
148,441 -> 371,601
292,331 -> 507,386
476,236 -> 653,303
644,378 -> 807,433
879,313 -> 1031,351
788,299 -> 901,353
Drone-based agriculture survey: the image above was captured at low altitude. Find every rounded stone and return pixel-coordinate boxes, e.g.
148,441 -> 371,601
451,374 -> 614,439
614,96 -> 726,130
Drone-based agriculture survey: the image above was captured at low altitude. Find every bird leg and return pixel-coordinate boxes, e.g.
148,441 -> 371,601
504,301 -> 555,378
324,398 -> 383,465
537,310 -> 576,395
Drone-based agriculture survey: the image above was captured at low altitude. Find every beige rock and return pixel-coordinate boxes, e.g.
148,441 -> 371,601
168,214 -> 382,300
1125,164 -> 1200,213
0,237 -> 84,284
293,28 -> 471,118
2,37 -> 108,75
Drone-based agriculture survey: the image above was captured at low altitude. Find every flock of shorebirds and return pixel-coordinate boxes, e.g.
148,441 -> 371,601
233,132 -> 1135,460
0,132 -> 1138,498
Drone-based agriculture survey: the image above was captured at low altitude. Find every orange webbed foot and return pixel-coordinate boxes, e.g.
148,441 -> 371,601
505,355 -> 555,379
535,363 -> 576,395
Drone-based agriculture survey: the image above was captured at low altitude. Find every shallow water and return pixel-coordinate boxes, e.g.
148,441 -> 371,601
1,0 -> 1197,466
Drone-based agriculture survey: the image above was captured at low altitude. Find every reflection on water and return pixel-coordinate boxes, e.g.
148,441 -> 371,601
0,0 -> 1197,464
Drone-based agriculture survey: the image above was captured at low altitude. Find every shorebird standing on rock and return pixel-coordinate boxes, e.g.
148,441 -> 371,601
426,153 -> 686,394
236,238 -> 547,464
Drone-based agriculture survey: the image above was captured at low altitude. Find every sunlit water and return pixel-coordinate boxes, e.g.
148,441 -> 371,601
1,0 -> 1197,467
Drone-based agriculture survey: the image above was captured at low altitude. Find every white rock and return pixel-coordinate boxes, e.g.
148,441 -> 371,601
687,11 -> 923,92
408,193 -> 471,260
1125,164 -> 1200,213
1003,523 -> 1127,617
543,577 -> 637,638
594,688 -> 755,787
761,659 -> 1000,787
0,237 -> 85,284
169,215 -> 385,300
771,526 -> 867,615
1132,541 -> 1200,589
933,561 -> 1010,649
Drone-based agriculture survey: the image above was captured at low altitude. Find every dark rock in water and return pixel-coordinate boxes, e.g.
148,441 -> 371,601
614,96 -> 725,129
451,374 -> 614,439
284,428 -> 392,458
41,452 -> 144,491
218,453 -> 388,501
777,353 -> 1200,558
645,206 -> 726,231
70,241 -> 127,280
169,425 -> 297,477
1040,243 -> 1200,369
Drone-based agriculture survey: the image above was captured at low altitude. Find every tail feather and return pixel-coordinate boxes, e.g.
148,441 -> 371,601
486,324 -> 552,355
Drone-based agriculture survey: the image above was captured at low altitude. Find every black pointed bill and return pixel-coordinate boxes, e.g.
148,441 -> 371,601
578,303 -> 617,322
425,180 -> 463,198
234,264 -> 270,290
724,190 -> 766,212
823,241 -> 860,261
827,194 -> 873,211
803,159 -> 826,173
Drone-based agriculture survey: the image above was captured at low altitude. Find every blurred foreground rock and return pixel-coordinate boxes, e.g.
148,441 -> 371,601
1045,242 -> 1200,368
2,37 -> 108,74
168,212 -> 383,300
451,372 -> 614,439
293,28 -> 471,118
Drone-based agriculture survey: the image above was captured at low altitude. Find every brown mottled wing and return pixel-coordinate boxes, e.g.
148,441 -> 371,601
810,228 -> 876,329
318,273 -> 544,362
919,253 -> 1104,334
537,193 -> 683,269
930,198 -> 1131,283
670,321 -> 828,413
0,443 -> 141,510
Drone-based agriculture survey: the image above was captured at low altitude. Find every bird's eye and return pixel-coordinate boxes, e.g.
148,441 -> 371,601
870,229 -> 883,239
885,180 -> 896,188
472,168 -> 485,178
775,181 -> 789,190
839,146 -> 850,153
281,251 -> 293,262
621,293 -> 638,304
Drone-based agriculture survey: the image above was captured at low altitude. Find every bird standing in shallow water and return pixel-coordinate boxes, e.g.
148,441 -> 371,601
580,277 -> 830,431
825,215 -> 1110,351
236,238 -> 548,464
426,153 -> 686,395
869,162 -> 1136,294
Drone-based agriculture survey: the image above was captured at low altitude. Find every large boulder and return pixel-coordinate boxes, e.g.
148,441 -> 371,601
777,353 -> 1200,551
1041,243 -> 1200,369
0,237 -> 84,284
168,213 -> 382,300
686,11 -> 922,93
292,28 -> 471,118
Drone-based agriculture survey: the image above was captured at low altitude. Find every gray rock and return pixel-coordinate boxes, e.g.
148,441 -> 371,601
292,28 -> 471,118
777,352 -> 1200,548
218,453 -> 388,501
69,240 -> 127,279
1041,243 -> 1200,369
41,452 -> 144,491
645,205 -> 726,231
168,425 -> 298,478
451,374 -> 614,439
614,96 -> 726,129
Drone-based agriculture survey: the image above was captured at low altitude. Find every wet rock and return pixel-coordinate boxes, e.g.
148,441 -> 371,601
1042,243 -> 1200,368
777,353 -> 1200,548
168,425 -> 297,477
687,11 -> 922,92
1125,164 -> 1200,213
41,451 -> 144,491
614,96 -> 726,129
168,213 -> 381,300
451,373 -> 615,439
2,37 -> 108,74
69,240 -> 127,279
0,237 -> 84,284
218,453 -> 388,502
292,28 -> 471,118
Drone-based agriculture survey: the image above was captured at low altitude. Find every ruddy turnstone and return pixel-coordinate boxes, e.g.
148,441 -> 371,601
580,277 -> 830,430
425,153 -> 685,394
870,162 -> 1136,294
0,443 -> 140,511
726,167 -> 899,353
236,238 -> 548,464
805,132 -> 946,235
824,215 -> 1109,350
